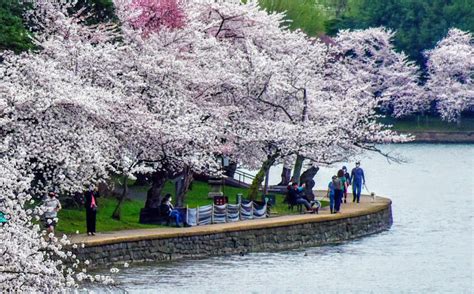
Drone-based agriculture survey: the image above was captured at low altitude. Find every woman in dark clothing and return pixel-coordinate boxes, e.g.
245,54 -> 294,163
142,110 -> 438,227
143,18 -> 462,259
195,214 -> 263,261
334,170 -> 345,213
84,187 -> 99,236
342,166 -> 351,203
160,194 -> 182,227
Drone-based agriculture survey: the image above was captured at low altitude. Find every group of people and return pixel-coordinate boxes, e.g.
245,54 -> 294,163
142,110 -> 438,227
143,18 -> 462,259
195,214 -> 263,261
327,162 -> 366,214
42,186 -> 99,236
40,163 -> 366,235
286,182 -> 321,214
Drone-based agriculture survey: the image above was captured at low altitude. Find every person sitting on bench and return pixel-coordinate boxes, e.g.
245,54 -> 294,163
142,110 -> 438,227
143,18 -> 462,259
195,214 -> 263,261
160,194 -> 182,227
288,182 -> 317,213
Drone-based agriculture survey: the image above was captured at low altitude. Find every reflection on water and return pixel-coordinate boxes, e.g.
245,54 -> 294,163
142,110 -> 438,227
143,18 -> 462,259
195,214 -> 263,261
92,144 -> 473,293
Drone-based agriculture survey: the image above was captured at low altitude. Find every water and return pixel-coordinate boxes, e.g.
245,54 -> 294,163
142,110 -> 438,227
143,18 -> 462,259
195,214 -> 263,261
94,144 -> 474,293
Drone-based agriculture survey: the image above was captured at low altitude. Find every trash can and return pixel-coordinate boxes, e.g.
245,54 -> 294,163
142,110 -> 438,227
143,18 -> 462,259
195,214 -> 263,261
213,195 -> 228,205
262,194 -> 276,206
236,193 -> 243,204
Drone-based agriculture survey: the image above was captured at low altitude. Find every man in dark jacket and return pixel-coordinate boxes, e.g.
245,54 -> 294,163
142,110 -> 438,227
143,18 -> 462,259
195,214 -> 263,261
342,166 -> 351,203
288,183 -> 316,212
350,162 -> 365,203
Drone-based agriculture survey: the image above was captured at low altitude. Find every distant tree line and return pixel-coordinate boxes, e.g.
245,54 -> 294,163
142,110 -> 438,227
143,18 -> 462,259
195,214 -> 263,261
258,0 -> 473,68
325,0 -> 474,68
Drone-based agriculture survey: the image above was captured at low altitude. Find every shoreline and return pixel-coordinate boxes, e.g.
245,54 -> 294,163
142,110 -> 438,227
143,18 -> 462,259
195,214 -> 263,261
70,195 -> 393,267
406,131 -> 474,143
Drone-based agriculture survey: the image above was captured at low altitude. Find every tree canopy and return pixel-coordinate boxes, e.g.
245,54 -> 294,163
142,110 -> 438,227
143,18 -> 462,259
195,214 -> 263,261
325,0 -> 474,66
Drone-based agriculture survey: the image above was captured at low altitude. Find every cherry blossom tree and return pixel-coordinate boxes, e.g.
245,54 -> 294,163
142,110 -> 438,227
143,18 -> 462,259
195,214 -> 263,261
0,1 -> 417,290
21,0 -> 226,213
334,27 -> 426,117
425,28 -> 474,122
1,2 -> 121,290
0,53 -> 119,194
0,59 -> 116,292
0,40 -> 122,292
56,0 -> 240,208
180,1 -> 410,198
0,156 -> 116,292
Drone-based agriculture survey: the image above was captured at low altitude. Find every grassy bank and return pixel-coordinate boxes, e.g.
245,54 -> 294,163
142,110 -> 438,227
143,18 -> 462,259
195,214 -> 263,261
383,115 -> 474,133
57,198 -> 158,234
57,180 -> 328,234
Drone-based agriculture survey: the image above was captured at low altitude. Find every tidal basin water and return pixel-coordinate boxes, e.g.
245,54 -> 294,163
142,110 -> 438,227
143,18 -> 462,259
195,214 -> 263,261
94,144 -> 473,293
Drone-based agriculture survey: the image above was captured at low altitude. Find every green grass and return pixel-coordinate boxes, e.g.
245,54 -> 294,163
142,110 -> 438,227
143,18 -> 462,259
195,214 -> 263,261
57,180 -> 328,234
57,198 -> 160,234
382,115 -> 474,133
256,0 -> 330,36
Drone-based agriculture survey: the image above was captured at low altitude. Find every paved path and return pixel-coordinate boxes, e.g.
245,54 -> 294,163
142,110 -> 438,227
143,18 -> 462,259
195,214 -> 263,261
69,195 -> 391,246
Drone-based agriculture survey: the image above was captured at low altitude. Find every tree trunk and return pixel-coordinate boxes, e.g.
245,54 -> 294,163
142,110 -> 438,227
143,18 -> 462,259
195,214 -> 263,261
248,154 -> 278,201
176,166 -> 193,207
133,173 -> 149,186
292,154 -> 305,184
112,174 -> 128,220
300,166 -> 319,201
144,170 -> 168,209
263,166 -> 271,195
300,166 -> 320,184
277,166 -> 291,186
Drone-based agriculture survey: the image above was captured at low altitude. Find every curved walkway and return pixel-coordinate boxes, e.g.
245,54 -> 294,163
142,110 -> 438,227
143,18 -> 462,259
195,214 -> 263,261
70,195 -> 391,247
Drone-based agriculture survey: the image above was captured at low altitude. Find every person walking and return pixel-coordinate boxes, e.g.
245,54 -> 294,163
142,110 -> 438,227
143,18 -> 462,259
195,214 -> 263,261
338,169 -> 348,205
351,161 -> 365,203
84,186 -> 99,236
334,170 -> 344,213
342,166 -> 351,203
42,191 -> 61,234
327,176 -> 337,213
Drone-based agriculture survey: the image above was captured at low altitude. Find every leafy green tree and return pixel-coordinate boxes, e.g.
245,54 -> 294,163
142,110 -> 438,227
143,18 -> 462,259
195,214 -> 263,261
0,0 -> 32,53
326,0 -> 474,67
257,0 -> 330,36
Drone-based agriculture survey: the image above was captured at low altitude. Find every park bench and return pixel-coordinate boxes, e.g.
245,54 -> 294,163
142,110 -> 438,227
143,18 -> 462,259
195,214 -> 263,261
288,202 -> 304,213
139,206 -> 187,226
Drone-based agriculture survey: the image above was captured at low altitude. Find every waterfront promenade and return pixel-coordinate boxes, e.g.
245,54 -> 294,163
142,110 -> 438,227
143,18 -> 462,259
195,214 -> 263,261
70,195 -> 391,247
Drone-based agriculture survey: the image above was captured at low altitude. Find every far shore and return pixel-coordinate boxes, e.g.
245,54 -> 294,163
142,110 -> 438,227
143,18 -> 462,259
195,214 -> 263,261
410,131 -> 474,143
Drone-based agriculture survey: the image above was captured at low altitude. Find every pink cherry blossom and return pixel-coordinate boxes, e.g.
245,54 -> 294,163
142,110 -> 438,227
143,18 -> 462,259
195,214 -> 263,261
127,0 -> 186,36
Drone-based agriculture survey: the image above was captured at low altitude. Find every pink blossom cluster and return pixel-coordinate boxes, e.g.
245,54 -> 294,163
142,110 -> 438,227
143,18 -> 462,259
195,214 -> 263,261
128,0 -> 186,36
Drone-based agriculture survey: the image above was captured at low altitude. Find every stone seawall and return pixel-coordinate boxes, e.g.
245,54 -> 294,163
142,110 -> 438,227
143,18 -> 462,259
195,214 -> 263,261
72,197 -> 392,267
